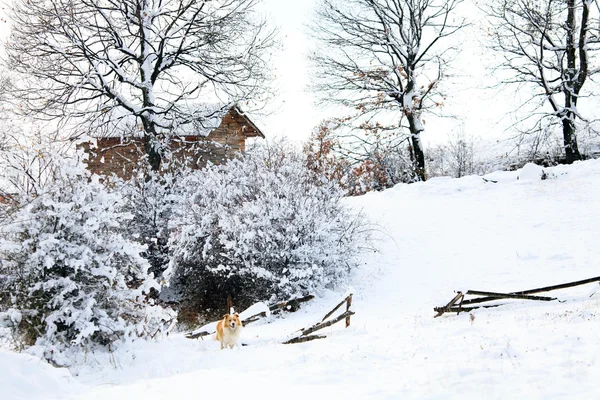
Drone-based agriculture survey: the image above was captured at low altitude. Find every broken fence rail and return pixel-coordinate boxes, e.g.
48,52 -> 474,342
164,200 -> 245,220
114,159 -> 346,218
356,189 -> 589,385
284,294 -> 354,345
434,275 -> 600,318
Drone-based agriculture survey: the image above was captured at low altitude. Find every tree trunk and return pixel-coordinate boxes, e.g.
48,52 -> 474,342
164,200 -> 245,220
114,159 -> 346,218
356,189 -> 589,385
562,115 -> 581,164
141,118 -> 162,172
406,113 -> 426,181
142,135 -> 162,172
562,0 -> 582,165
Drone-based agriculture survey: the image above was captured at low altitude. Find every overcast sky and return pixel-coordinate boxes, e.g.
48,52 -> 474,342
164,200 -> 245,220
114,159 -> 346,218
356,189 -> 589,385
257,0 -> 324,142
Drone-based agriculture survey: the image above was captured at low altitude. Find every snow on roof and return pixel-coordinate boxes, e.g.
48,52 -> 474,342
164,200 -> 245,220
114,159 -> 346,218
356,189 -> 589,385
175,102 -> 232,137
93,103 -> 235,138
176,103 -> 265,138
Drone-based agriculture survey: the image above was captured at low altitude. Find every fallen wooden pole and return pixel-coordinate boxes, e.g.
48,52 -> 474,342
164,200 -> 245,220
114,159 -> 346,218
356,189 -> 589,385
460,278 -> 600,306
434,291 -> 464,318
510,276 -> 600,295
464,290 -> 556,302
434,276 -> 600,317
436,294 -> 551,315
185,330 -> 213,340
435,304 -> 502,314
242,311 -> 267,326
321,294 -> 353,323
301,311 -> 355,336
269,294 -> 315,314
283,334 -> 327,345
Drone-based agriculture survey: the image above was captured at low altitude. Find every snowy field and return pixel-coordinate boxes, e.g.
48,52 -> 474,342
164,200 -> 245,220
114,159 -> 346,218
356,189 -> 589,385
3,159 -> 600,400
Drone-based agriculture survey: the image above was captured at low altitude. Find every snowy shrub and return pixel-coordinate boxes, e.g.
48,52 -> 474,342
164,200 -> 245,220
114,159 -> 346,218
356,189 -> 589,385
0,158 -> 175,365
427,132 -> 489,178
0,122 -> 64,199
166,143 -> 370,318
350,149 -> 416,193
304,120 -> 416,196
115,168 -> 187,281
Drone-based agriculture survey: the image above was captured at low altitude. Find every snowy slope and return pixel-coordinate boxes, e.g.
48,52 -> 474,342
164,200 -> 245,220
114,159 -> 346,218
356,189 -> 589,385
3,159 -> 600,400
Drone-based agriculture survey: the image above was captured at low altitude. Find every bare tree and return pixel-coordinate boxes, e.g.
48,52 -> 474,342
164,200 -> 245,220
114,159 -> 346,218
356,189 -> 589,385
310,0 -> 466,181
487,0 -> 600,164
4,0 -> 276,171
426,128 -> 484,178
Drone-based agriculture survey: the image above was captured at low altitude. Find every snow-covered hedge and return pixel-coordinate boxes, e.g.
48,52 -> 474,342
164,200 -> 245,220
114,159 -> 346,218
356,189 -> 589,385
0,160 -> 174,365
166,144 -> 370,316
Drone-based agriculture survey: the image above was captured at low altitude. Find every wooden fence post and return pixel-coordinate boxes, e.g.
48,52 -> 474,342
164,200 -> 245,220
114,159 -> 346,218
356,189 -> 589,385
345,294 -> 353,327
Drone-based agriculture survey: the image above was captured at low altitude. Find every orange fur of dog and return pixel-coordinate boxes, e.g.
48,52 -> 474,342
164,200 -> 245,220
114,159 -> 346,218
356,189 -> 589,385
214,313 -> 243,350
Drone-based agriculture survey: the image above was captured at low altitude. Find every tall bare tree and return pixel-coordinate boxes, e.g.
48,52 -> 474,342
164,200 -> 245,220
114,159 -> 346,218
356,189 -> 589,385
487,0 -> 600,164
310,0 -> 466,181
4,0 -> 275,171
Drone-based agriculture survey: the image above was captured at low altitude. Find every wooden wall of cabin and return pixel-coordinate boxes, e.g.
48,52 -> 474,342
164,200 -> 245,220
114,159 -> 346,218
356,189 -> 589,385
82,117 -> 248,179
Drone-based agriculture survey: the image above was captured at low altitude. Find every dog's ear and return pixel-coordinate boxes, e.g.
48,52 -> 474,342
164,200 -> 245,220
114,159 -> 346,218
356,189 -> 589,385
234,313 -> 239,317
223,313 -> 229,319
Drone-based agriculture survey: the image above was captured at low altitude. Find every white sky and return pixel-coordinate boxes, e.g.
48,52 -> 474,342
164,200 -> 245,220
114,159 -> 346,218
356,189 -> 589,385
256,0 -> 325,142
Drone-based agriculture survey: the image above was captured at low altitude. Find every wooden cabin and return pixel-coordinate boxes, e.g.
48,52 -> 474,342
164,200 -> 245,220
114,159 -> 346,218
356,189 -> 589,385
82,105 -> 264,179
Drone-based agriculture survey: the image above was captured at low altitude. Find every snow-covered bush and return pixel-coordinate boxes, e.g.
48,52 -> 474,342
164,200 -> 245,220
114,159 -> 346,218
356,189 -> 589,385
304,120 -> 416,196
115,167 -> 187,281
166,143 -> 370,317
0,158 -> 175,365
427,132 -> 489,178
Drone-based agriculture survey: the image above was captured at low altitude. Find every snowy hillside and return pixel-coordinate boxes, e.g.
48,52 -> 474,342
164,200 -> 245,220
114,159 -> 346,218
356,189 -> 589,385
3,159 -> 600,400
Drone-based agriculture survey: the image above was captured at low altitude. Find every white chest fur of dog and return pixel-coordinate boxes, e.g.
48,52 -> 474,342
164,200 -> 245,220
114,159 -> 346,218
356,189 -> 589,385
214,313 -> 243,350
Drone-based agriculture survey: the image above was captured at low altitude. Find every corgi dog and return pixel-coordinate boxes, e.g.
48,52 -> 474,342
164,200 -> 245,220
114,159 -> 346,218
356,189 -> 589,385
215,313 -> 243,350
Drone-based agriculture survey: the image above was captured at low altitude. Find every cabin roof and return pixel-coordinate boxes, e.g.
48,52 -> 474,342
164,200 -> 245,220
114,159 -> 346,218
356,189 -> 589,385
92,103 -> 264,139
229,106 -> 265,139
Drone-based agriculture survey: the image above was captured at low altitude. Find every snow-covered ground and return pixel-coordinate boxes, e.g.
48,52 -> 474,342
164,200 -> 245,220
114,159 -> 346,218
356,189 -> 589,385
3,159 -> 600,400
